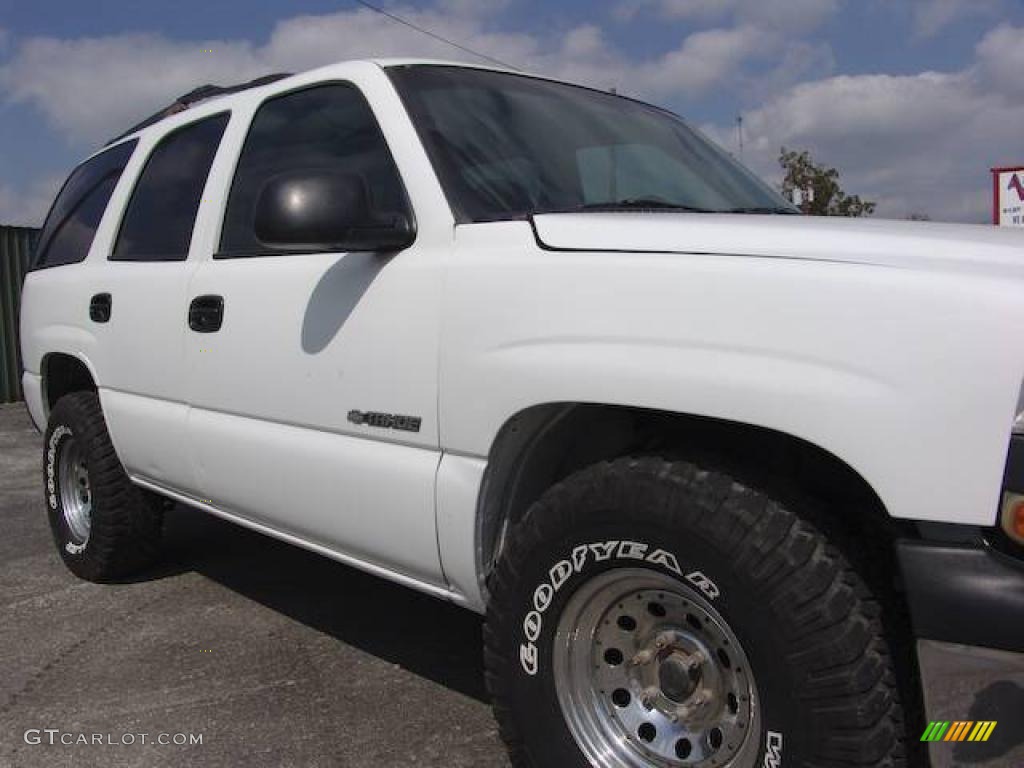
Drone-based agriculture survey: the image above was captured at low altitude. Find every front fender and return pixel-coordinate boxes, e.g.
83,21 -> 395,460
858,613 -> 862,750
442,222 -> 1024,529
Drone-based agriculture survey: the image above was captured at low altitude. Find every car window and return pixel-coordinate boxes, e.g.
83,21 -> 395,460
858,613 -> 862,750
389,65 -> 793,221
33,140 -> 137,270
577,144 -> 718,205
219,83 -> 407,255
112,113 -> 229,262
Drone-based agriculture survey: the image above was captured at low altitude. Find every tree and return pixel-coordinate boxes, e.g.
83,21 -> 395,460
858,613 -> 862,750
778,148 -> 876,217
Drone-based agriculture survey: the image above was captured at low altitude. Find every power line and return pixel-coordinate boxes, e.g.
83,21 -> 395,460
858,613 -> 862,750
354,0 -> 521,71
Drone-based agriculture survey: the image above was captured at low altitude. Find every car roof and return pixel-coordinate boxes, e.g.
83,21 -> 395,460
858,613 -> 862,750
93,57 -> 677,163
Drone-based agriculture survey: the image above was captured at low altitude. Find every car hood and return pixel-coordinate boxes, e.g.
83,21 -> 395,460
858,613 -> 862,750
532,213 -> 1024,280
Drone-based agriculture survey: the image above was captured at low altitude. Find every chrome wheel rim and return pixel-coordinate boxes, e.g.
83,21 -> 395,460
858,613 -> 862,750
58,436 -> 92,545
553,568 -> 760,768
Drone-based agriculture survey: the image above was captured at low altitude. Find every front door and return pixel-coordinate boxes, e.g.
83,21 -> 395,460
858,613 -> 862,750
182,82 -> 445,586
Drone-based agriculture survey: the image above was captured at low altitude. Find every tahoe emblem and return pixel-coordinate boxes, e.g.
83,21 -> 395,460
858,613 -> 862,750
347,410 -> 422,433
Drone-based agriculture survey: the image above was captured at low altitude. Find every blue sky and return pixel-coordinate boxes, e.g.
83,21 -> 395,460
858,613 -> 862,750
2,0 -> 1022,224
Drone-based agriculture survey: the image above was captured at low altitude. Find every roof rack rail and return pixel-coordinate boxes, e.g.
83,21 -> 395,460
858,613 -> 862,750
106,72 -> 292,145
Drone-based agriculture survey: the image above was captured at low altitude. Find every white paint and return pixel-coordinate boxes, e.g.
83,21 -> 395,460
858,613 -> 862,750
436,453 -> 489,611
131,474 -> 465,606
20,371 -> 45,431
18,59 -> 1024,610
445,218 -> 1024,531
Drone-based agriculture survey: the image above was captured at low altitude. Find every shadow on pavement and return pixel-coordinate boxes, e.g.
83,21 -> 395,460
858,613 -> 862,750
148,503 -> 490,704
954,681 -> 1024,764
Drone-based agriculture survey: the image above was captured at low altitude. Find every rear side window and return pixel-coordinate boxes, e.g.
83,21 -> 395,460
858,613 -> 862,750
33,140 -> 137,270
219,83 -> 407,255
112,113 -> 229,262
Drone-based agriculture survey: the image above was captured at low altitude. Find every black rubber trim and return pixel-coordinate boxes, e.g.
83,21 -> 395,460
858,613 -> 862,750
897,539 -> 1024,653
526,216 -> 889,267
1002,434 -> 1024,493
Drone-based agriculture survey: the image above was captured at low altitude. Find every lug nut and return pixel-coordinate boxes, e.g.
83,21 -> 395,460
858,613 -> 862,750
631,649 -> 655,666
640,687 -> 659,710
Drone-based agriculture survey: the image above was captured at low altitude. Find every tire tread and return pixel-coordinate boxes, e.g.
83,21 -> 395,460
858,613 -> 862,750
484,456 -> 906,768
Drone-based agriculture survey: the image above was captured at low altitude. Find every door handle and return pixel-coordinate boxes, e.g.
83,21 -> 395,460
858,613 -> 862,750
188,295 -> 224,333
89,293 -> 112,323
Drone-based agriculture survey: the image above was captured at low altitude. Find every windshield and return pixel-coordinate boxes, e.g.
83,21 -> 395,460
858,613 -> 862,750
388,65 -> 794,222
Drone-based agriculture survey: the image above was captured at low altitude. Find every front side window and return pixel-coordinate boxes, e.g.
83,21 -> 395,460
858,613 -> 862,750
112,113 -> 229,262
388,65 -> 794,222
220,83 -> 408,255
33,140 -> 137,270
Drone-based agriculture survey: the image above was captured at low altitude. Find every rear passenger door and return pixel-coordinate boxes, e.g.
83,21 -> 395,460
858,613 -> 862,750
96,113 -> 229,493
182,83 -> 446,586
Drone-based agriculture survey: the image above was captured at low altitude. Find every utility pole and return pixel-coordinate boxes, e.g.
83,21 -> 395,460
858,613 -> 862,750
736,115 -> 744,159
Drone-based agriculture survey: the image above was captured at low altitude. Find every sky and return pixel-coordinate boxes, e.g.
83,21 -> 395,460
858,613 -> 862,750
1,0 -> 1022,226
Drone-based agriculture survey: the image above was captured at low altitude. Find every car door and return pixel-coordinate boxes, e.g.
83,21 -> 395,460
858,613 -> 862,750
182,82 -> 446,586
94,113 -> 230,493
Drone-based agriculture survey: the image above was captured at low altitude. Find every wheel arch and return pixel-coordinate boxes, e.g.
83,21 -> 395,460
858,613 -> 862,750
477,402 -> 899,593
41,351 -> 98,415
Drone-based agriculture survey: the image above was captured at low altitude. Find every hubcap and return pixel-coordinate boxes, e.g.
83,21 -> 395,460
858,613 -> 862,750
58,436 -> 92,544
553,568 -> 760,767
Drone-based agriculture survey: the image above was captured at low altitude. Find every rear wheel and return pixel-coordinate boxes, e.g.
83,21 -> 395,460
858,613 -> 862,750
484,457 -> 906,768
44,391 -> 163,581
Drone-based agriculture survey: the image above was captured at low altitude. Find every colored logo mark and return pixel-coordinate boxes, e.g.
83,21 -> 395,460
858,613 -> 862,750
921,721 -> 997,743
1009,174 -> 1024,201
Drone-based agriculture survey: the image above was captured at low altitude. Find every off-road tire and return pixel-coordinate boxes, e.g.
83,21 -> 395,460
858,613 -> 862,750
44,391 -> 164,581
484,457 -> 907,768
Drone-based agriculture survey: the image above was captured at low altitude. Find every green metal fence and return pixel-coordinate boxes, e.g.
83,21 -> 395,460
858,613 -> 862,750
1,226 -> 39,403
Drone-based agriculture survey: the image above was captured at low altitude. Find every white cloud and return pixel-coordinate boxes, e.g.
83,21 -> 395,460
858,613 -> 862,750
0,173 -> 65,227
0,5 -> 552,146
710,66 -> 1021,222
748,40 -> 836,98
611,0 -> 839,98
1,4 -> 1019,226
0,4 -> 773,148
632,25 -> 772,94
907,0 -> 1003,38
976,23 -> 1024,99
616,0 -> 841,34
1,34 -> 263,144
436,0 -> 513,16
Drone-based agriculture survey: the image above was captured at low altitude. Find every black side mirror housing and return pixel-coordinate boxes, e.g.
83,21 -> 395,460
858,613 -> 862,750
253,171 -> 414,252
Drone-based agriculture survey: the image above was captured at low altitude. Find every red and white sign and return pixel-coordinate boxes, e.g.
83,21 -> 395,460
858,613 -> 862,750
993,165 -> 1024,227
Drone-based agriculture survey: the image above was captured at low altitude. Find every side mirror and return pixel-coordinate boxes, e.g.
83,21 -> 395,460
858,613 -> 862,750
253,171 -> 414,252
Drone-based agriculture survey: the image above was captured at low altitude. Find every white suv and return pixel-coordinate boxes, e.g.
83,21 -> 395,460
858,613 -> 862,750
19,59 -> 1024,768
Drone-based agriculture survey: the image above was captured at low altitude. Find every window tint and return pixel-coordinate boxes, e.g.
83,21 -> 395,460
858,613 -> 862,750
577,145 -> 707,204
33,140 -> 137,269
112,113 -> 229,261
389,66 -> 793,222
220,84 -> 407,255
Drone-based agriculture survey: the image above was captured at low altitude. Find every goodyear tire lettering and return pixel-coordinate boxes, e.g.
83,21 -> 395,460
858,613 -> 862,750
518,539 -> 719,675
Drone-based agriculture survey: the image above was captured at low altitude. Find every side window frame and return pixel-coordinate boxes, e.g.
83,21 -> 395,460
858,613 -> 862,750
109,111 -> 231,263
31,139 -> 138,271
214,80 -> 414,260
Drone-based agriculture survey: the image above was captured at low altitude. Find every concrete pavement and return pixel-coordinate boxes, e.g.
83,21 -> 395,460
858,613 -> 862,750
0,403 -> 508,767
3,400 -> 1024,767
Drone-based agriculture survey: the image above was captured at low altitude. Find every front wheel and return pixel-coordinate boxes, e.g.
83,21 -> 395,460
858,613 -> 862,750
484,457 -> 906,768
